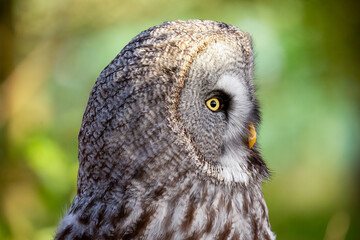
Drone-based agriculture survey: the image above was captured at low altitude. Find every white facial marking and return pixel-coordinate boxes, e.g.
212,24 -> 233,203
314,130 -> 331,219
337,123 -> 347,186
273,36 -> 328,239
216,74 -> 251,139
216,74 -> 253,184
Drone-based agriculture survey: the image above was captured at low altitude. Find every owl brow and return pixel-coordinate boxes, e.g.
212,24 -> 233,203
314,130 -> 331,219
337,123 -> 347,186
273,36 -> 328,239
207,90 -> 232,105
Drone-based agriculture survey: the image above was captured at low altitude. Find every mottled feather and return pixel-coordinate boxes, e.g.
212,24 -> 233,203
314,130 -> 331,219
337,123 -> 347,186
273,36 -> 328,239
55,19 -> 275,240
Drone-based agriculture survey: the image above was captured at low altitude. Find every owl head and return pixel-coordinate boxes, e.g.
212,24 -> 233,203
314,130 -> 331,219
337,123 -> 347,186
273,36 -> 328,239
77,20 -> 268,196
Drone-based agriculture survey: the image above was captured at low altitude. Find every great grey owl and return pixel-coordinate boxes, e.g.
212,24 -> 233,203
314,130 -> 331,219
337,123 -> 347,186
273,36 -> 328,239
55,19 -> 275,240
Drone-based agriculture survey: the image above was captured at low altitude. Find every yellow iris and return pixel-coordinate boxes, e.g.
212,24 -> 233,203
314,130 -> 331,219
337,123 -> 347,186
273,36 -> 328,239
206,98 -> 221,112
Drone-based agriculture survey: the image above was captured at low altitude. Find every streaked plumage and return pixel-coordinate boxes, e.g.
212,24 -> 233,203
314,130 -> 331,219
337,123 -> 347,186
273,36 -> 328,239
55,19 -> 275,240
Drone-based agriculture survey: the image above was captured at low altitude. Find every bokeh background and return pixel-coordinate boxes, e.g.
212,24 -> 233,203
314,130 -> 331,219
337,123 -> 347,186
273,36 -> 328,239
0,0 -> 359,239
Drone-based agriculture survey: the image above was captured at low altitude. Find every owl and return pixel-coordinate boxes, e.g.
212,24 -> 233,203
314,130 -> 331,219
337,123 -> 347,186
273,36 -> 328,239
55,20 -> 275,240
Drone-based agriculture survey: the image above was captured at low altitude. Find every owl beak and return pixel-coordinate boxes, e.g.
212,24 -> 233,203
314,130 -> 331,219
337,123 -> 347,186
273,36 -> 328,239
248,124 -> 256,149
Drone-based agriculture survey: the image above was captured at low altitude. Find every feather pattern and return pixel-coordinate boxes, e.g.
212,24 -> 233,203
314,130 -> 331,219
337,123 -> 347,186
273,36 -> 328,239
54,20 -> 275,240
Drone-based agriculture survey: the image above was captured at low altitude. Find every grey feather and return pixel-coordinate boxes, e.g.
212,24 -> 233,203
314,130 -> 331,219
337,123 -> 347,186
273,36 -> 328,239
55,19 -> 275,240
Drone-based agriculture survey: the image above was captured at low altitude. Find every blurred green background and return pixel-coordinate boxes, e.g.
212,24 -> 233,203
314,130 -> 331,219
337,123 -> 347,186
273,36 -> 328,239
0,0 -> 359,239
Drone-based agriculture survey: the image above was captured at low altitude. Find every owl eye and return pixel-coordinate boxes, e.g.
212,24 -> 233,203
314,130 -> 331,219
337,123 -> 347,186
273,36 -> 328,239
206,97 -> 223,112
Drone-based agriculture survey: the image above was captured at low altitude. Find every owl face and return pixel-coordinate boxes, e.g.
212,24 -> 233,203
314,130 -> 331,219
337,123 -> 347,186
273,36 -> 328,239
178,41 -> 260,184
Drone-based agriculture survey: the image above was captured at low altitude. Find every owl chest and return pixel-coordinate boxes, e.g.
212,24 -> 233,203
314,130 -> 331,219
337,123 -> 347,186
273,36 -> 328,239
58,184 -> 273,239
119,183 -> 271,240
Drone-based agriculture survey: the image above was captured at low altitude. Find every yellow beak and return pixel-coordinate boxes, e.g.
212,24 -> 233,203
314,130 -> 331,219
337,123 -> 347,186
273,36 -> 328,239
248,124 -> 257,149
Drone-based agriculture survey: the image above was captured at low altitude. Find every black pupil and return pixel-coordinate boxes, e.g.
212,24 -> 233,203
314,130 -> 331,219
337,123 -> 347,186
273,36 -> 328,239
210,100 -> 217,108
